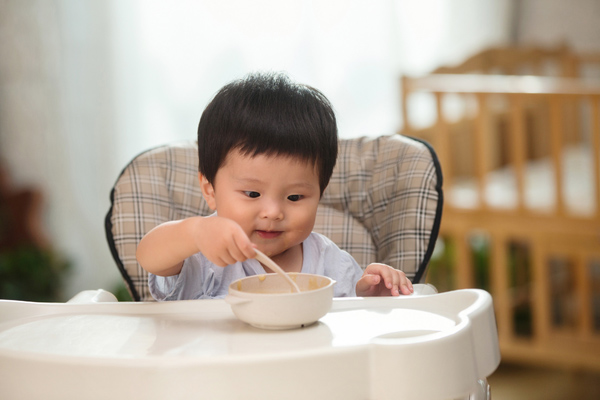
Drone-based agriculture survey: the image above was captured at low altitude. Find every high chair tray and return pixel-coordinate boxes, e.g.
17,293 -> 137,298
0,286 -> 499,400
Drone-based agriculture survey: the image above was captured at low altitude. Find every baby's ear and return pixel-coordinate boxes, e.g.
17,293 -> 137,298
199,172 -> 217,210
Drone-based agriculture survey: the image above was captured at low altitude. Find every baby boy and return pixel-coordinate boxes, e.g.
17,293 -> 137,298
136,72 -> 413,300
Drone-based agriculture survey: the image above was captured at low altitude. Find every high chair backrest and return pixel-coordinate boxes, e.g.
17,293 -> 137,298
105,135 -> 443,301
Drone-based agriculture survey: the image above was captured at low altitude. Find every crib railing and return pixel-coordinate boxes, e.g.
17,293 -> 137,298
401,73 -> 600,371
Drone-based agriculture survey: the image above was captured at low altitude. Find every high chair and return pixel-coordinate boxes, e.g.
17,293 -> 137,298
0,135 -> 502,400
105,134 -> 444,301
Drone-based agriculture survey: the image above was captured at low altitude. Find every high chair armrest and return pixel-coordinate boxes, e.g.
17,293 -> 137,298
411,283 -> 438,295
66,289 -> 118,304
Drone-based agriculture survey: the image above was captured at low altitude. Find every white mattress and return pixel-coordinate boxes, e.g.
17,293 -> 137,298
448,144 -> 597,216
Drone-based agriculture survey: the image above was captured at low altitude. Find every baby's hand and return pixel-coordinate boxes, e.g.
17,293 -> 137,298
356,263 -> 414,297
194,216 -> 257,267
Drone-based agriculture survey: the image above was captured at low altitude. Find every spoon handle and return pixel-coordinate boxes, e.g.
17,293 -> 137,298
254,249 -> 301,293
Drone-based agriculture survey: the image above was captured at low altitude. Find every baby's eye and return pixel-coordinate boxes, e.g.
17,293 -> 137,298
244,191 -> 261,198
287,194 -> 303,202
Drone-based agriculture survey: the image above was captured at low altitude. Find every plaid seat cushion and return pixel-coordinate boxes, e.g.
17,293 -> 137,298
106,135 -> 443,301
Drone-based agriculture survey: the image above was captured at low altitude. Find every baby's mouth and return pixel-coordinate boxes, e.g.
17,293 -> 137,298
256,230 -> 282,239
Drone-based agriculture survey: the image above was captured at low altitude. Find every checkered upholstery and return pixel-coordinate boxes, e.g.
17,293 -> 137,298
105,135 -> 443,301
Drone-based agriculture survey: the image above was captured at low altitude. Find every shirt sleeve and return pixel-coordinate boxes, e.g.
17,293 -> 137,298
330,250 -> 363,297
148,272 -> 181,301
310,232 -> 363,297
148,255 -> 217,301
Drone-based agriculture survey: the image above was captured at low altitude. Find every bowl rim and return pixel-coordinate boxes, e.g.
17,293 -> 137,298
227,272 -> 336,298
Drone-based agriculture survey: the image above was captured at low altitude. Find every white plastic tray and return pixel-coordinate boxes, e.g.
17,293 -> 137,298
0,286 -> 499,400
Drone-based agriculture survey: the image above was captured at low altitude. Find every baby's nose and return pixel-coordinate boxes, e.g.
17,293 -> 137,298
260,199 -> 284,220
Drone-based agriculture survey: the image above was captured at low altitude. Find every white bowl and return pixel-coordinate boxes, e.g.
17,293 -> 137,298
226,273 -> 335,330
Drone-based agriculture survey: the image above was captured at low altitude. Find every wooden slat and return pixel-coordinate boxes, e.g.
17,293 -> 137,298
509,94 -> 527,212
454,231 -> 475,289
406,74 -> 600,96
434,92 -> 452,190
401,76 -> 412,134
592,96 -> 600,220
567,97 -> 581,144
531,238 -> 551,341
574,253 -> 592,338
490,233 -> 513,342
474,93 -> 489,209
549,96 -> 566,216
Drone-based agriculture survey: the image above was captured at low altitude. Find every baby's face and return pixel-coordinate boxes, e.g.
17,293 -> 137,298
204,149 -> 321,261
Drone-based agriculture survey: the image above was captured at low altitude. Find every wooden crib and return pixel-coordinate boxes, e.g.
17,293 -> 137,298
400,46 -> 600,372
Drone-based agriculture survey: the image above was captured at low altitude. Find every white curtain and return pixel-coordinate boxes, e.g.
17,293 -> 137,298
0,0 -> 512,298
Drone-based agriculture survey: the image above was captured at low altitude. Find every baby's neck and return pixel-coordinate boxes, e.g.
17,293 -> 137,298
262,244 -> 303,273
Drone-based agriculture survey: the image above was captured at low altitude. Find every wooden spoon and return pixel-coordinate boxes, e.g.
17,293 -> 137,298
253,249 -> 301,293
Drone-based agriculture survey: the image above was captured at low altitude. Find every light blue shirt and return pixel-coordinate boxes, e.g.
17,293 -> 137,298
149,232 -> 363,300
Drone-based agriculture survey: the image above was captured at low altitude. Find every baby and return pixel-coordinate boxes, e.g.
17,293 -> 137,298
136,72 -> 413,300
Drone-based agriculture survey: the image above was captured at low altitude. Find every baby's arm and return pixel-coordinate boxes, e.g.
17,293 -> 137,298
136,216 -> 256,276
355,263 -> 414,297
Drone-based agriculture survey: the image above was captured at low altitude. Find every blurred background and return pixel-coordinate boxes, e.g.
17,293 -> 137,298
1,1 -> 600,398
0,0 -> 517,300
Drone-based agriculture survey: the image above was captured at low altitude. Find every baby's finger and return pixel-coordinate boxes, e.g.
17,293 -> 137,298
400,277 -> 414,295
221,249 -> 239,266
355,274 -> 380,296
365,263 -> 412,296
226,245 -> 245,263
388,283 -> 401,296
396,270 -> 414,295
213,256 -> 231,267
368,263 -> 397,292
227,236 -> 254,263
232,229 -> 257,260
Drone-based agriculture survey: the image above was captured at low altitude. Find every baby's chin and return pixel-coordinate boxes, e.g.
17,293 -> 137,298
255,243 -> 298,259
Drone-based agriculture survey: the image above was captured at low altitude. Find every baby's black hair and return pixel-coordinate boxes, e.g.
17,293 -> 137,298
197,72 -> 338,195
